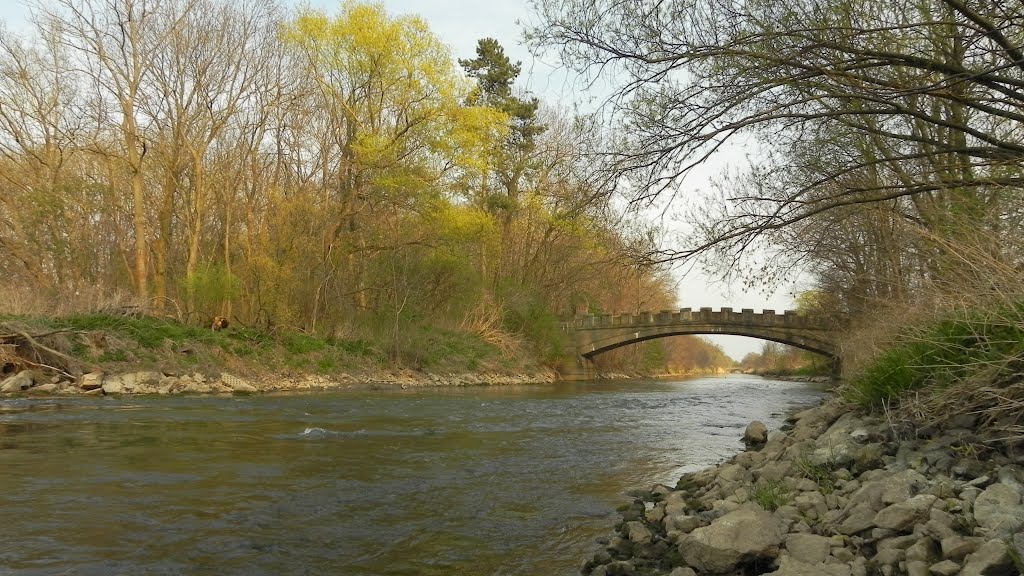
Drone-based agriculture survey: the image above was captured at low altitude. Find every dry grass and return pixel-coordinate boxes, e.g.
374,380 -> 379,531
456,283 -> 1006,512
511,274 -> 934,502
839,225 -> 1024,440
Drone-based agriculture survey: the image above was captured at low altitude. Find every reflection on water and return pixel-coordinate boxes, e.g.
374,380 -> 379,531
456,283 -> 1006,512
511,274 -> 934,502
0,375 -> 828,575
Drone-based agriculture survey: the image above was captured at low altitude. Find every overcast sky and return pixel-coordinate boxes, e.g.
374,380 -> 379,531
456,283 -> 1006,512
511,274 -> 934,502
0,0 -> 804,359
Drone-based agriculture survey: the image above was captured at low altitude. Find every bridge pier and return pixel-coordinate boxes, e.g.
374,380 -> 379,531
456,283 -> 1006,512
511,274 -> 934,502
553,355 -> 598,381
831,356 -> 843,380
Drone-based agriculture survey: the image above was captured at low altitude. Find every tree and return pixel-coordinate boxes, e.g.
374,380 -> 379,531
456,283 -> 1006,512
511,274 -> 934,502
528,0 -> 1024,263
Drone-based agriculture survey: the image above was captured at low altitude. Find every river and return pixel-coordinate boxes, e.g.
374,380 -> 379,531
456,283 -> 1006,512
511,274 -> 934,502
0,374 -> 828,576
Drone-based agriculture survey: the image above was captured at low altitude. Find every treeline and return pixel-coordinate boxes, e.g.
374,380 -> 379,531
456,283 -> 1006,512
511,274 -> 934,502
0,0 -> 730,372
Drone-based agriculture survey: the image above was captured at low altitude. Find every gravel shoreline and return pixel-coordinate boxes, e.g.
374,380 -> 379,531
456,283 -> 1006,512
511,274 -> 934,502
0,367 -> 558,395
582,399 -> 1024,576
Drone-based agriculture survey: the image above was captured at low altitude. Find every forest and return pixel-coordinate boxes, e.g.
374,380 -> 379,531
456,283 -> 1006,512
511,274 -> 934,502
0,0 -> 732,375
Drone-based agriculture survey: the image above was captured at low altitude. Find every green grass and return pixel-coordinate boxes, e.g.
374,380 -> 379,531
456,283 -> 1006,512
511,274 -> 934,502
751,481 -> 789,511
844,303 -> 1024,407
2,312 -> 522,378
796,455 -> 837,494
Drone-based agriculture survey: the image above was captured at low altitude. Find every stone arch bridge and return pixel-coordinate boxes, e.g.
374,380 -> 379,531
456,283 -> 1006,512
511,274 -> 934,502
558,307 -> 841,380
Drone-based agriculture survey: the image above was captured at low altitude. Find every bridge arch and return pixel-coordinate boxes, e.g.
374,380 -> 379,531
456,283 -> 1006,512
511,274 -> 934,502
558,307 -> 841,380
579,326 -> 837,359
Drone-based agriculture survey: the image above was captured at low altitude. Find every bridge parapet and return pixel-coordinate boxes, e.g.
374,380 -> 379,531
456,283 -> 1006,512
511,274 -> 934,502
564,307 -> 833,331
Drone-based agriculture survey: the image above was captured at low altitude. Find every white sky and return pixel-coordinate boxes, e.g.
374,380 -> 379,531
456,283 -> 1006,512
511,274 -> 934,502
0,0 -> 803,360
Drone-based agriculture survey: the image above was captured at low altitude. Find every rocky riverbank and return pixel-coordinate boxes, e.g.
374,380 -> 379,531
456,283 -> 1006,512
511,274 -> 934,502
0,367 -> 558,395
582,399 -> 1024,576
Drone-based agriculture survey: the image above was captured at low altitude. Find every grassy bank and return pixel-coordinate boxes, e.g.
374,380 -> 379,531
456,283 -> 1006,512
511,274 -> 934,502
0,312 -> 538,382
841,299 -> 1024,437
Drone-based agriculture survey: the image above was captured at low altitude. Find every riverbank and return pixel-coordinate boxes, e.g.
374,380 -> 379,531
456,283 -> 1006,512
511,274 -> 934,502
582,398 -> 1024,576
0,366 -> 559,395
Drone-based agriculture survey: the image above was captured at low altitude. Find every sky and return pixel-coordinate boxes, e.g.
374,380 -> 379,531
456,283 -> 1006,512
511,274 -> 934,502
0,0 -> 803,360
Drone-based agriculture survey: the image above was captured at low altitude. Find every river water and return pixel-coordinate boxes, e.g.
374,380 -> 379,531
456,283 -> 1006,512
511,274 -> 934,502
0,375 -> 828,576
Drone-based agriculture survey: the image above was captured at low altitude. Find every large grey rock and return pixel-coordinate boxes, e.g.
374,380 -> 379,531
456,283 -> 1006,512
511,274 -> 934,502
0,370 -> 34,392
78,371 -> 104,390
678,508 -> 785,573
973,483 -> 1024,537
873,494 -> 937,532
744,421 -> 768,445
668,568 -> 697,576
928,560 -> 960,576
665,514 -> 702,533
837,504 -> 878,534
959,539 -> 1014,576
625,521 -> 652,544
763,556 -> 852,576
101,376 -> 124,394
940,535 -> 984,561
784,533 -> 830,564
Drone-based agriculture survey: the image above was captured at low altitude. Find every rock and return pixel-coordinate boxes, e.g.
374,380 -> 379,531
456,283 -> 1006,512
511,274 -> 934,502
873,494 -> 937,532
793,491 -> 827,519
850,428 -> 871,443
678,507 -> 785,573
959,539 -> 1014,576
785,533 -> 831,564
873,547 -> 904,566
603,560 -> 635,576
28,383 -> 58,394
757,460 -> 795,483
665,514 -> 702,533
905,560 -> 929,576
78,371 -> 104,390
838,504 -> 878,534
101,376 -> 124,395
764,556 -> 852,576
973,482 -> 1024,537
927,560 -> 960,576
744,421 -> 768,445
625,521 -> 652,544
1,370 -> 34,392
668,568 -> 697,576
940,535 -> 984,561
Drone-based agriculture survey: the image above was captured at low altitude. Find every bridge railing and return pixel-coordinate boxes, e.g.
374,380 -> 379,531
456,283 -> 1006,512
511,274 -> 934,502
562,307 -> 835,330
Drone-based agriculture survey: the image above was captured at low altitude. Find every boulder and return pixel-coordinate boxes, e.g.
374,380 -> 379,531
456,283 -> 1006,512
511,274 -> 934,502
873,494 -> 937,532
837,504 -> 878,534
678,507 -> 785,573
101,376 -> 124,395
927,560 -> 960,576
940,535 -> 984,561
668,568 -> 697,576
1,370 -> 34,392
78,371 -> 104,390
27,383 -> 58,394
625,521 -> 652,544
973,482 -> 1024,538
959,539 -> 1014,576
784,533 -> 831,564
665,514 -> 702,533
744,421 -> 768,445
